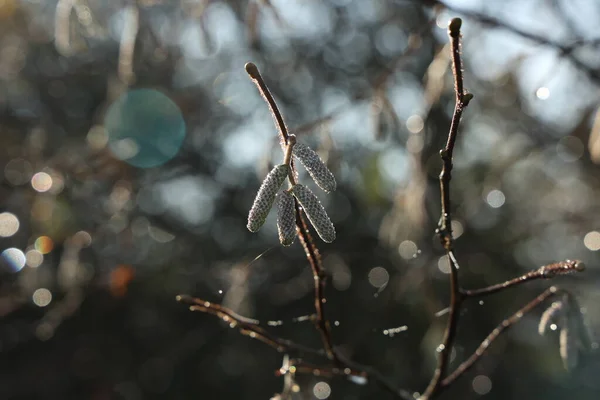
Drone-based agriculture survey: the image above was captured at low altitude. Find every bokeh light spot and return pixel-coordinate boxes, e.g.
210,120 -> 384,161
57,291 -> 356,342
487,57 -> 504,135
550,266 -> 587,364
26,249 -> 44,268
486,189 -> 505,208
398,240 -> 417,259
36,322 -> 54,341
313,381 -> 331,399
438,255 -> 450,274
451,220 -> 464,239
87,125 -> 108,150
104,89 -> 186,168
35,236 -> 54,254
1,248 -> 26,273
406,115 -> 424,133
31,171 -> 53,192
0,212 -> 19,237
368,266 -> 389,288
4,158 -> 33,185
535,87 -> 550,100
472,375 -> 492,395
32,288 -> 52,307
73,230 -> 93,247
584,231 -> 600,251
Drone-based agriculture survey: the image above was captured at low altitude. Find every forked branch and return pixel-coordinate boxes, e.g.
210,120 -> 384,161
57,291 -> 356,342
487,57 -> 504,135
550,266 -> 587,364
178,18 -> 587,400
441,286 -> 559,387
421,18 -> 471,399
244,62 -> 338,362
419,18 -> 585,400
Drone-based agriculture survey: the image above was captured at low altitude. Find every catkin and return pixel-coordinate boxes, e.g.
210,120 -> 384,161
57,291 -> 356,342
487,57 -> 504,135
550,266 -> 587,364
559,324 -> 578,370
247,164 -> 289,232
291,184 -> 335,243
277,191 -> 296,246
292,143 -> 336,193
538,301 -> 563,335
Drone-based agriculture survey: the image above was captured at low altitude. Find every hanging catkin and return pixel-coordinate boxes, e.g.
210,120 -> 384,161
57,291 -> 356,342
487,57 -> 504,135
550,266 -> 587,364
291,184 -> 335,243
277,190 -> 296,246
247,164 -> 289,232
293,143 -> 336,193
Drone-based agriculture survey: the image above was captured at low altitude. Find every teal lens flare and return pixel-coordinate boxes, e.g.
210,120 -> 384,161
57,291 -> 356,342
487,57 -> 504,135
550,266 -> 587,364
105,89 -> 186,168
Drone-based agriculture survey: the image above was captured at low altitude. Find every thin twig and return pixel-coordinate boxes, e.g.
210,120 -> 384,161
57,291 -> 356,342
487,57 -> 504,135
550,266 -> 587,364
288,357 -> 414,400
441,286 -> 559,387
176,294 -> 413,398
432,0 -> 600,84
462,260 -> 584,297
245,62 -> 290,149
295,208 -> 338,361
245,62 -> 338,363
176,295 -> 323,356
118,3 -> 140,85
55,0 -> 76,56
420,18 -> 471,400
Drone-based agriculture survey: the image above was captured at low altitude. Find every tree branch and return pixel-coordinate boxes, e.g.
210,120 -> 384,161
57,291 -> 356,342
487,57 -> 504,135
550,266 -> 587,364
176,295 -> 323,356
432,0 -> 600,84
245,62 -> 339,363
462,260 -> 584,297
420,18 -> 471,400
441,286 -> 559,387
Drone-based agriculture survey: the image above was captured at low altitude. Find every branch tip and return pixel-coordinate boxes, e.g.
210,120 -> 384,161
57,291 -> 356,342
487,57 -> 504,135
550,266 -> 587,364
245,62 -> 260,78
448,18 -> 462,37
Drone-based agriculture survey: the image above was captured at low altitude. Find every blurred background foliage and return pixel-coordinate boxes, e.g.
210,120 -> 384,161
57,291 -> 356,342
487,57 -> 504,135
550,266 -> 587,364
1,0 -> 600,399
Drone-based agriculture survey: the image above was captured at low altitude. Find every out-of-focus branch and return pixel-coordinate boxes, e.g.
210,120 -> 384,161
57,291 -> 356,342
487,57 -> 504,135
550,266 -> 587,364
118,3 -> 139,85
432,0 -> 600,84
54,0 -> 76,56
441,286 -> 559,387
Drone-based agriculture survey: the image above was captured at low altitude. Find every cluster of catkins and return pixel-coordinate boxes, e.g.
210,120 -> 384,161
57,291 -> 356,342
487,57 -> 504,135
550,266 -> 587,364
247,136 -> 336,246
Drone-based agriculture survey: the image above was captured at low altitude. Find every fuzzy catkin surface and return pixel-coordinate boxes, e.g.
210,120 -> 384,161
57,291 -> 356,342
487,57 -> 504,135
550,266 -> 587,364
247,164 -> 289,232
293,143 -> 336,193
277,190 -> 296,246
291,184 -> 335,243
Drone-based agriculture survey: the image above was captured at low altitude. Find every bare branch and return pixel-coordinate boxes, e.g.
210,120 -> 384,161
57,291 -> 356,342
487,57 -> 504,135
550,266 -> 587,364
463,260 -> 584,297
245,62 -> 291,149
432,0 -> 600,84
176,295 -> 323,357
420,18 -> 471,400
441,287 -> 559,387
